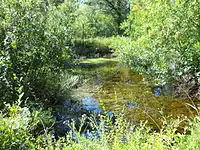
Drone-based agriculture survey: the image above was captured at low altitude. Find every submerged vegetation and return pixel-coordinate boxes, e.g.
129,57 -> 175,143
0,0 -> 200,149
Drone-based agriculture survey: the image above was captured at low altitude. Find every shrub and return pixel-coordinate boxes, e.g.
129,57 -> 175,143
0,98 -> 55,149
114,1 -> 200,95
0,0 -> 78,106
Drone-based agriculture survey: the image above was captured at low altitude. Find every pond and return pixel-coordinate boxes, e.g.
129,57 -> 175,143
74,58 -> 200,130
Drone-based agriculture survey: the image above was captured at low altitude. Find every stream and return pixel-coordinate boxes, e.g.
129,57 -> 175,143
54,58 -> 200,138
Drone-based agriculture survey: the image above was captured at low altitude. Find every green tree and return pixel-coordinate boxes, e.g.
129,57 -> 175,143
71,3 -> 117,38
86,0 -> 130,34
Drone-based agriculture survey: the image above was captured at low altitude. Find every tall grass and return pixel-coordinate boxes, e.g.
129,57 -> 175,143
1,102 -> 200,149
37,114 -> 200,150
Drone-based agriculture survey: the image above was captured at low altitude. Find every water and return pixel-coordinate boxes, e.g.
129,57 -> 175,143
81,96 -> 103,114
57,58 -> 200,136
54,95 -> 115,138
80,58 -> 200,129
153,87 -> 162,96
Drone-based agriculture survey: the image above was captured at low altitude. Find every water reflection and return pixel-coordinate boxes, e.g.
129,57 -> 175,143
93,65 -> 200,129
81,96 -> 103,114
55,96 -> 113,138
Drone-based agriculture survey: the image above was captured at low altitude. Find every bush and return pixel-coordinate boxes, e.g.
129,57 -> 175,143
113,1 -> 200,96
0,0 -> 78,106
0,101 -> 54,149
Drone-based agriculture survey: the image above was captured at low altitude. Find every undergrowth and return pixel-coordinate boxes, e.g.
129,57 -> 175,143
1,101 -> 200,150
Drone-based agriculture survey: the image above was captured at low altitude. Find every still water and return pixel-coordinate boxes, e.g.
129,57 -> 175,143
78,58 -> 200,129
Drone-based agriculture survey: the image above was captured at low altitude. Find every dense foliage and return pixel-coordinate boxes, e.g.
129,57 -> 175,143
0,0 -> 78,106
1,103 -> 200,149
69,0 -> 130,39
86,0 -> 130,34
1,0 -> 200,149
116,0 -> 200,96
71,4 -> 117,38
0,101 -> 54,149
